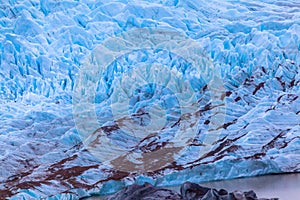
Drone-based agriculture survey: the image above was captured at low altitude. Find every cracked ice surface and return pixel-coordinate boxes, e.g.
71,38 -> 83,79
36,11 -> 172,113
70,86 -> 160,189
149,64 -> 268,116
1,0 -> 300,199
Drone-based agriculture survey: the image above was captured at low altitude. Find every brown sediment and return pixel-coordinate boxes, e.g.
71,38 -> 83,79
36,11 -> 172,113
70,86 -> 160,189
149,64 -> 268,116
290,79 -> 295,87
48,154 -> 79,171
1,126 -> 294,199
252,82 -> 264,95
244,152 -> 266,160
4,78 -> 296,199
234,96 -> 241,102
184,132 -> 248,166
0,153 -> 99,198
261,129 -> 296,153
216,119 -> 238,130
110,146 -> 183,173
101,124 -> 120,133
277,94 -> 284,103
276,77 -> 286,90
204,120 -> 210,125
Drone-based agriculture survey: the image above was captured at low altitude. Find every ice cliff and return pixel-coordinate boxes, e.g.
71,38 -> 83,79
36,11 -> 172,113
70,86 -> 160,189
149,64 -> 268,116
0,0 -> 300,199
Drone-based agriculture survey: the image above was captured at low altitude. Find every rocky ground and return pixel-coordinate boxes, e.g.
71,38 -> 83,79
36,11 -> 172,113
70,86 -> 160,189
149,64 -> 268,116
100,182 -> 278,200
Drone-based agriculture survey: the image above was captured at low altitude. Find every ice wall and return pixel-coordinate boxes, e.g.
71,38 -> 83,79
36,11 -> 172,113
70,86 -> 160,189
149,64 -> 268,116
1,0 -> 300,199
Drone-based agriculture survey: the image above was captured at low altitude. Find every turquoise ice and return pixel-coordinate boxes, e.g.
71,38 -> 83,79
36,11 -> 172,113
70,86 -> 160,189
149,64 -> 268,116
0,0 -> 300,199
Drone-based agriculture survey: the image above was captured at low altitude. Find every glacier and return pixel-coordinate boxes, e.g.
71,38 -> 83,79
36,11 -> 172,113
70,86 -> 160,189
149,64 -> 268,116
0,0 -> 300,199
